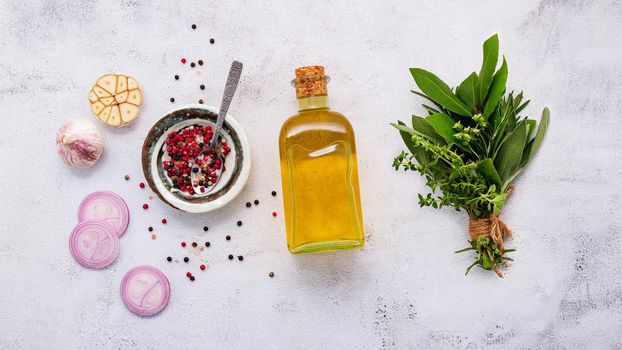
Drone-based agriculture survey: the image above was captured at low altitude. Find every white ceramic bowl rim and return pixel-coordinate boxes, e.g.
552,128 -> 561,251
142,104 -> 251,213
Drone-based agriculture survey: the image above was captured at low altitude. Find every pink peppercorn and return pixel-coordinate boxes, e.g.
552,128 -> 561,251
162,218 -> 167,224
200,264 -> 206,270
181,242 -> 187,247
139,182 -> 145,188
181,58 -> 187,64
142,203 -> 149,209
272,212 -> 277,217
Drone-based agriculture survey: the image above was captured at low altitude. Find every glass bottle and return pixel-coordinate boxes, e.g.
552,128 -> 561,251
278,66 -> 365,254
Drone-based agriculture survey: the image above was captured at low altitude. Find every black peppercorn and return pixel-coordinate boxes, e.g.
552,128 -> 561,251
254,199 -> 259,205
167,256 -> 172,262
148,226 -> 153,232
174,74 -> 179,80
184,257 -> 189,263
203,226 -> 208,232
237,220 -> 242,227
271,191 -> 277,196
245,202 -> 251,208
124,175 -> 130,180
192,168 -> 199,173
200,84 -> 205,90
192,242 -> 197,247
205,241 -> 210,247
198,99 -> 203,104
198,59 -> 203,65
226,235 -> 231,241
269,272 -> 274,278
237,255 -> 243,261
191,62 -> 196,67
191,24 -> 197,29
228,254 -> 233,260
209,38 -> 215,44
190,275 -> 195,281
170,97 -> 175,103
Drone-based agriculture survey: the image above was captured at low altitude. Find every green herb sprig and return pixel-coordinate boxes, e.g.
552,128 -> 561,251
392,34 -> 550,276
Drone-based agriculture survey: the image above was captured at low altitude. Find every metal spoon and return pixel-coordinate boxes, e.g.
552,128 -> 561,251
192,60 -> 243,194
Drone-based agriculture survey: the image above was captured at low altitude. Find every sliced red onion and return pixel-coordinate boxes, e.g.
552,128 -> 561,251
78,191 -> 130,237
120,265 -> 170,316
69,220 -> 120,269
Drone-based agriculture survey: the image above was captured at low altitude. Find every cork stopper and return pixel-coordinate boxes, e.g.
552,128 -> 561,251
292,65 -> 330,98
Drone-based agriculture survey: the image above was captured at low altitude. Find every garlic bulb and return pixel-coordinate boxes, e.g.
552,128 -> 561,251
56,119 -> 105,168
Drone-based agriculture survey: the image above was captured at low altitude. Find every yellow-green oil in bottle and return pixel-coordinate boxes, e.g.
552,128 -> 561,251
279,66 -> 364,254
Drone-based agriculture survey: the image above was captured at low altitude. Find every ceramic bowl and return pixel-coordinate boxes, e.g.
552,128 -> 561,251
141,104 -> 251,213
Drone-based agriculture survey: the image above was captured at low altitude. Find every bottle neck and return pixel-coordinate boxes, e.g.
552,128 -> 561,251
297,95 -> 329,111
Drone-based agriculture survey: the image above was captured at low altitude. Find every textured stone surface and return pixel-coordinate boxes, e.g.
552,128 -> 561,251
1,1 -> 621,349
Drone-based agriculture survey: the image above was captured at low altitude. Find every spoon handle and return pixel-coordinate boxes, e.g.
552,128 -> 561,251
210,60 -> 243,148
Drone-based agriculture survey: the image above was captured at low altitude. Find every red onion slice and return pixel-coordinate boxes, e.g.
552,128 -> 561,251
120,265 -> 170,316
78,191 -> 130,237
69,220 -> 120,269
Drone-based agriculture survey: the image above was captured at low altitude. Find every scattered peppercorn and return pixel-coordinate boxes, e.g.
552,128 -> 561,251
142,203 -> 149,209
210,38 -> 215,44
181,242 -> 187,247
205,241 -> 211,247
148,226 -> 153,232
198,59 -> 203,65
192,242 -> 197,247
184,257 -> 189,263
151,234 -> 157,240
272,212 -> 277,217
271,191 -> 277,196
269,272 -> 275,278
254,199 -> 259,205
170,97 -> 175,103
200,84 -> 205,90
167,256 -> 172,262
124,175 -> 130,180
245,202 -> 251,208
190,275 -> 195,281
162,218 -> 167,224
186,271 -> 192,277
237,220 -> 242,226
203,226 -> 209,232
226,235 -> 231,241
198,99 -> 204,104
191,24 -> 197,29
139,182 -> 145,188
191,62 -> 196,68
228,254 -> 233,260
174,74 -> 179,80
181,58 -> 187,64
237,255 -> 243,261
200,264 -> 206,270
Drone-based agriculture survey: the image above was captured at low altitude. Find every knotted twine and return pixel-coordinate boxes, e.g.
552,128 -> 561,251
467,186 -> 514,252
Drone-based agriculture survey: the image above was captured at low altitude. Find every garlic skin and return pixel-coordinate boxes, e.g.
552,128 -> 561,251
56,119 -> 105,168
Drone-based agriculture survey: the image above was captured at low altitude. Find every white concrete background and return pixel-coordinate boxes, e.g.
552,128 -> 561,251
1,1 -> 621,349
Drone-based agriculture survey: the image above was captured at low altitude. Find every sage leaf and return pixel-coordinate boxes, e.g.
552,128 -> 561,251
456,72 -> 479,113
479,34 -> 499,102
527,107 -> 550,161
426,113 -> 470,152
412,115 -> 445,144
397,120 -> 432,166
477,158 -> 502,188
410,68 -> 472,116
495,120 -> 527,182
483,57 -> 508,118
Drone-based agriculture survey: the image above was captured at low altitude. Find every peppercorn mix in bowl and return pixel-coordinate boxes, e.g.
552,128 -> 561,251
142,104 -> 251,213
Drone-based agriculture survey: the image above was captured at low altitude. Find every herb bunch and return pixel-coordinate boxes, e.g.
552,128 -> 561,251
392,34 -> 549,276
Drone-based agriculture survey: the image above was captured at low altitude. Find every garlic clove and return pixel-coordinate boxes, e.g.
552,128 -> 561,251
126,89 -> 142,105
91,101 -> 105,116
119,103 -> 139,124
98,106 -> 111,123
92,85 -> 111,98
89,91 -> 99,102
100,96 -> 115,106
107,105 -> 122,126
115,91 -> 128,104
116,75 -> 127,94
98,74 -> 117,95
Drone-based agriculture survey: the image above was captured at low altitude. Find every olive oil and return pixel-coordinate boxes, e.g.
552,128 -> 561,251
279,66 -> 364,254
